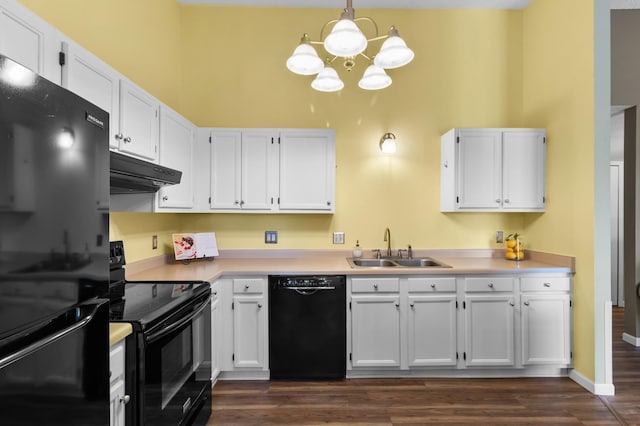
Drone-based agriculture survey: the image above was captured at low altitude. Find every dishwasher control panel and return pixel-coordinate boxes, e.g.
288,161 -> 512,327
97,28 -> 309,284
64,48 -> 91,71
270,275 -> 346,289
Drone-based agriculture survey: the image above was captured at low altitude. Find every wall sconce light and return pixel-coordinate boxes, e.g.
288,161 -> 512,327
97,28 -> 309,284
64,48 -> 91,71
379,132 -> 397,154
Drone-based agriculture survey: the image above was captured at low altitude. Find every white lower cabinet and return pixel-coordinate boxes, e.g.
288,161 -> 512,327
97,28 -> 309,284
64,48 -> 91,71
109,340 -> 127,426
347,274 -> 571,377
520,276 -> 572,366
407,277 -> 457,367
463,277 -> 516,367
350,278 -> 401,368
217,277 -> 268,379
210,281 -> 221,383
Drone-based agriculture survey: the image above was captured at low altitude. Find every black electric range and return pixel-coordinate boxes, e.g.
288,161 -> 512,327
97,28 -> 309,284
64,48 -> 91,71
109,241 -> 212,426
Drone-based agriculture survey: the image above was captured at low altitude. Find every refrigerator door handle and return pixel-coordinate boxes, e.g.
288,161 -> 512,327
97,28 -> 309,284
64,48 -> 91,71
0,301 -> 102,370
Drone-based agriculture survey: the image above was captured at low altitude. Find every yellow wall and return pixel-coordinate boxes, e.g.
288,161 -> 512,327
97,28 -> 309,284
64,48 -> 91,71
521,0 -> 595,380
19,0 -> 597,380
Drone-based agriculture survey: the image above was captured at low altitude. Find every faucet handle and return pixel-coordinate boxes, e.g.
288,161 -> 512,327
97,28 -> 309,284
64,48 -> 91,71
372,249 -> 381,259
397,249 -> 408,259
408,244 -> 413,259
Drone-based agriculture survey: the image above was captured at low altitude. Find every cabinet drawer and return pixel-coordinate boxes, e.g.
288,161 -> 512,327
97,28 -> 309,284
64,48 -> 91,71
521,277 -> 570,292
109,341 -> 125,385
351,277 -> 399,293
465,277 -> 513,292
407,277 -> 456,293
233,279 -> 264,294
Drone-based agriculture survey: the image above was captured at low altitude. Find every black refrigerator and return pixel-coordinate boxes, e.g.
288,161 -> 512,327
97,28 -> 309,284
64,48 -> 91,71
0,54 -> 110,425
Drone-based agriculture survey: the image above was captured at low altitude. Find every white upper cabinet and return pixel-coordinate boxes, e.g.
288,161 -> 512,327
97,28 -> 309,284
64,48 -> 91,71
61,40 -> 121,149
0,0 -> 60,83
155,105 -> 196,211
202,128 -> 335,214
61,41 -> 160,162
118,80 -> 159,162
279,129 -> 335,212
208,129 -> 275,211
441,128 -> 546,212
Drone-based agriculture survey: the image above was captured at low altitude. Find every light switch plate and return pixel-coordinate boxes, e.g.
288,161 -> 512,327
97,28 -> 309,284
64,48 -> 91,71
152,235 -> 158,250
496,231 -> 503,244
333,232 -> 345,244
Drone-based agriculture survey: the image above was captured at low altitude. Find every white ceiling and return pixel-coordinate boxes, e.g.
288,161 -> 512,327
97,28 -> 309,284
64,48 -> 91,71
178,0 -> 640,9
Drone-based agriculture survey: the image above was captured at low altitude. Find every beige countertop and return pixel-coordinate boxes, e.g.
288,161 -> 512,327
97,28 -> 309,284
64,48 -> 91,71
109,323 -> 132,347
124,249 -> 575,282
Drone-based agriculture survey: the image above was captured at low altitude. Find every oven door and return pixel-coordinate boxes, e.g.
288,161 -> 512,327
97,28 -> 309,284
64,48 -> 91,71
142,292 -> 212,426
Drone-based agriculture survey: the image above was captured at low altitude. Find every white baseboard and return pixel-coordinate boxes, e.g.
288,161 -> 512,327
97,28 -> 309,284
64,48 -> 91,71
569,370 -> 615,395
622,332 -> 640,347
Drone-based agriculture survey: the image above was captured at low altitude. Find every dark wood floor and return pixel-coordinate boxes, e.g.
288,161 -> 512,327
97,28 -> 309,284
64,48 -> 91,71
209,307 -> 640,425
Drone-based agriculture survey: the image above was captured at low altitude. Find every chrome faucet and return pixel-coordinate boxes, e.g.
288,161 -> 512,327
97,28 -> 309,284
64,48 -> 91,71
383,228 -> 391,257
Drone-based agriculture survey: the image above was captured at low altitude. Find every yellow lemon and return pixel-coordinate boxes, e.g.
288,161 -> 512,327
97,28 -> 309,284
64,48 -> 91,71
506,252 -> 517,260
506,240 -> 517,249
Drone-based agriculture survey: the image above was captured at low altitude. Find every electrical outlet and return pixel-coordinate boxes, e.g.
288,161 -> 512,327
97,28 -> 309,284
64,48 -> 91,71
265,231 -> 278,244
496,231 -> 503,244
333,232 -> 345,244
152,235 -> 158,250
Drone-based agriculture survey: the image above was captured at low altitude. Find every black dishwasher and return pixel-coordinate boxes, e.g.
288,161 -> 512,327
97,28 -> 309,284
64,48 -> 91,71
269,275 -> 346,379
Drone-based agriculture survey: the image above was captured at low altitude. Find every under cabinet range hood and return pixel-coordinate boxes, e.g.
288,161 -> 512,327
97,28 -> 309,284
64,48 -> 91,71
110,151 -> 182,194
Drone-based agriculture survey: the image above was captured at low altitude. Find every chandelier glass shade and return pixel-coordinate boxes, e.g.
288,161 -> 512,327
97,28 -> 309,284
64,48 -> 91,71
286,0 -> 414,92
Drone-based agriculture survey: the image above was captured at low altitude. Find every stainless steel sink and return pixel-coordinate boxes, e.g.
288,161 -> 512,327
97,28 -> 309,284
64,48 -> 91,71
347,257 -> 451,269
350,258 -> 397,267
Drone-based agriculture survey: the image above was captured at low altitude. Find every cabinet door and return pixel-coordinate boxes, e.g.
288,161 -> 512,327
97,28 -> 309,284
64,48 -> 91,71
521,293 -> 571,365
109,379 -> 125,426
211,292 -> 221,381
241,130 -> 274,210
278,129 -> 335,212
61,41 -> 120,150
502,130 -> 546,210
156,106 -> 195,210
0,1 -> 60,83
118,80 -> 159,161
233,295 -> 266,369
457,129 -> 502,210
407,294 -> 457,367
350,294 -> 401,368
210,130 -> 241,210
464,294 -> 515,367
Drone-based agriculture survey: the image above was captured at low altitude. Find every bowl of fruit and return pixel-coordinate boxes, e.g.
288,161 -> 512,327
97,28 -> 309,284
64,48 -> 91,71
505,233 -> 524,261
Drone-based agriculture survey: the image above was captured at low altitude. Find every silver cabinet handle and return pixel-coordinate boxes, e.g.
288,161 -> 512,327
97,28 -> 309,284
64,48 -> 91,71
488,283 -> 494,288
115,133 -> 124,140
524,301 -> 530,306
394,302 -> 400,308
120,395 -> 130,405
430,283 -> 436,289
496,199 -> 501,203
410,302 -> 415,308
373,284 -> 378,290
244,285 -> 249,291
504,199 -> 510,203
257,303 -> 263,308
123,136 -> 132,143
234,200 -> 239,205
240,200 -> 245,206
544,282 -> 551,287
162,195 -> 168,201
509,301 -> 515,306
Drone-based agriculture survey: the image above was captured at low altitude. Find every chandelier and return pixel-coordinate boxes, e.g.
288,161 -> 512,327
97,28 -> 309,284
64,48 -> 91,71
286,0 -> 414,92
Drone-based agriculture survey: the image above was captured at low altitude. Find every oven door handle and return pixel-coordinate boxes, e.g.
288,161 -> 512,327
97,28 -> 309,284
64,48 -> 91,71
146,295 -> 211,344
0,301 -> 102,370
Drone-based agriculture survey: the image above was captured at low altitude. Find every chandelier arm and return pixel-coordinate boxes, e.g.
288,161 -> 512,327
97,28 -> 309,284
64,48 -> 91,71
358,51 -> 373,62
366,34 -> 389,43
319,19 -> 340,41
353,16 -> 380,39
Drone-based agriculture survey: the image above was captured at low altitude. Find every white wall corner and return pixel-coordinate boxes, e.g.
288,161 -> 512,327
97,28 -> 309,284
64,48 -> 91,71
569,369 -> 616,396
622,332 -> 640,347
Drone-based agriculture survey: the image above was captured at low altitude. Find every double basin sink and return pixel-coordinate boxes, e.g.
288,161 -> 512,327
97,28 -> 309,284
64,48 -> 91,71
347,257 -> 451,269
